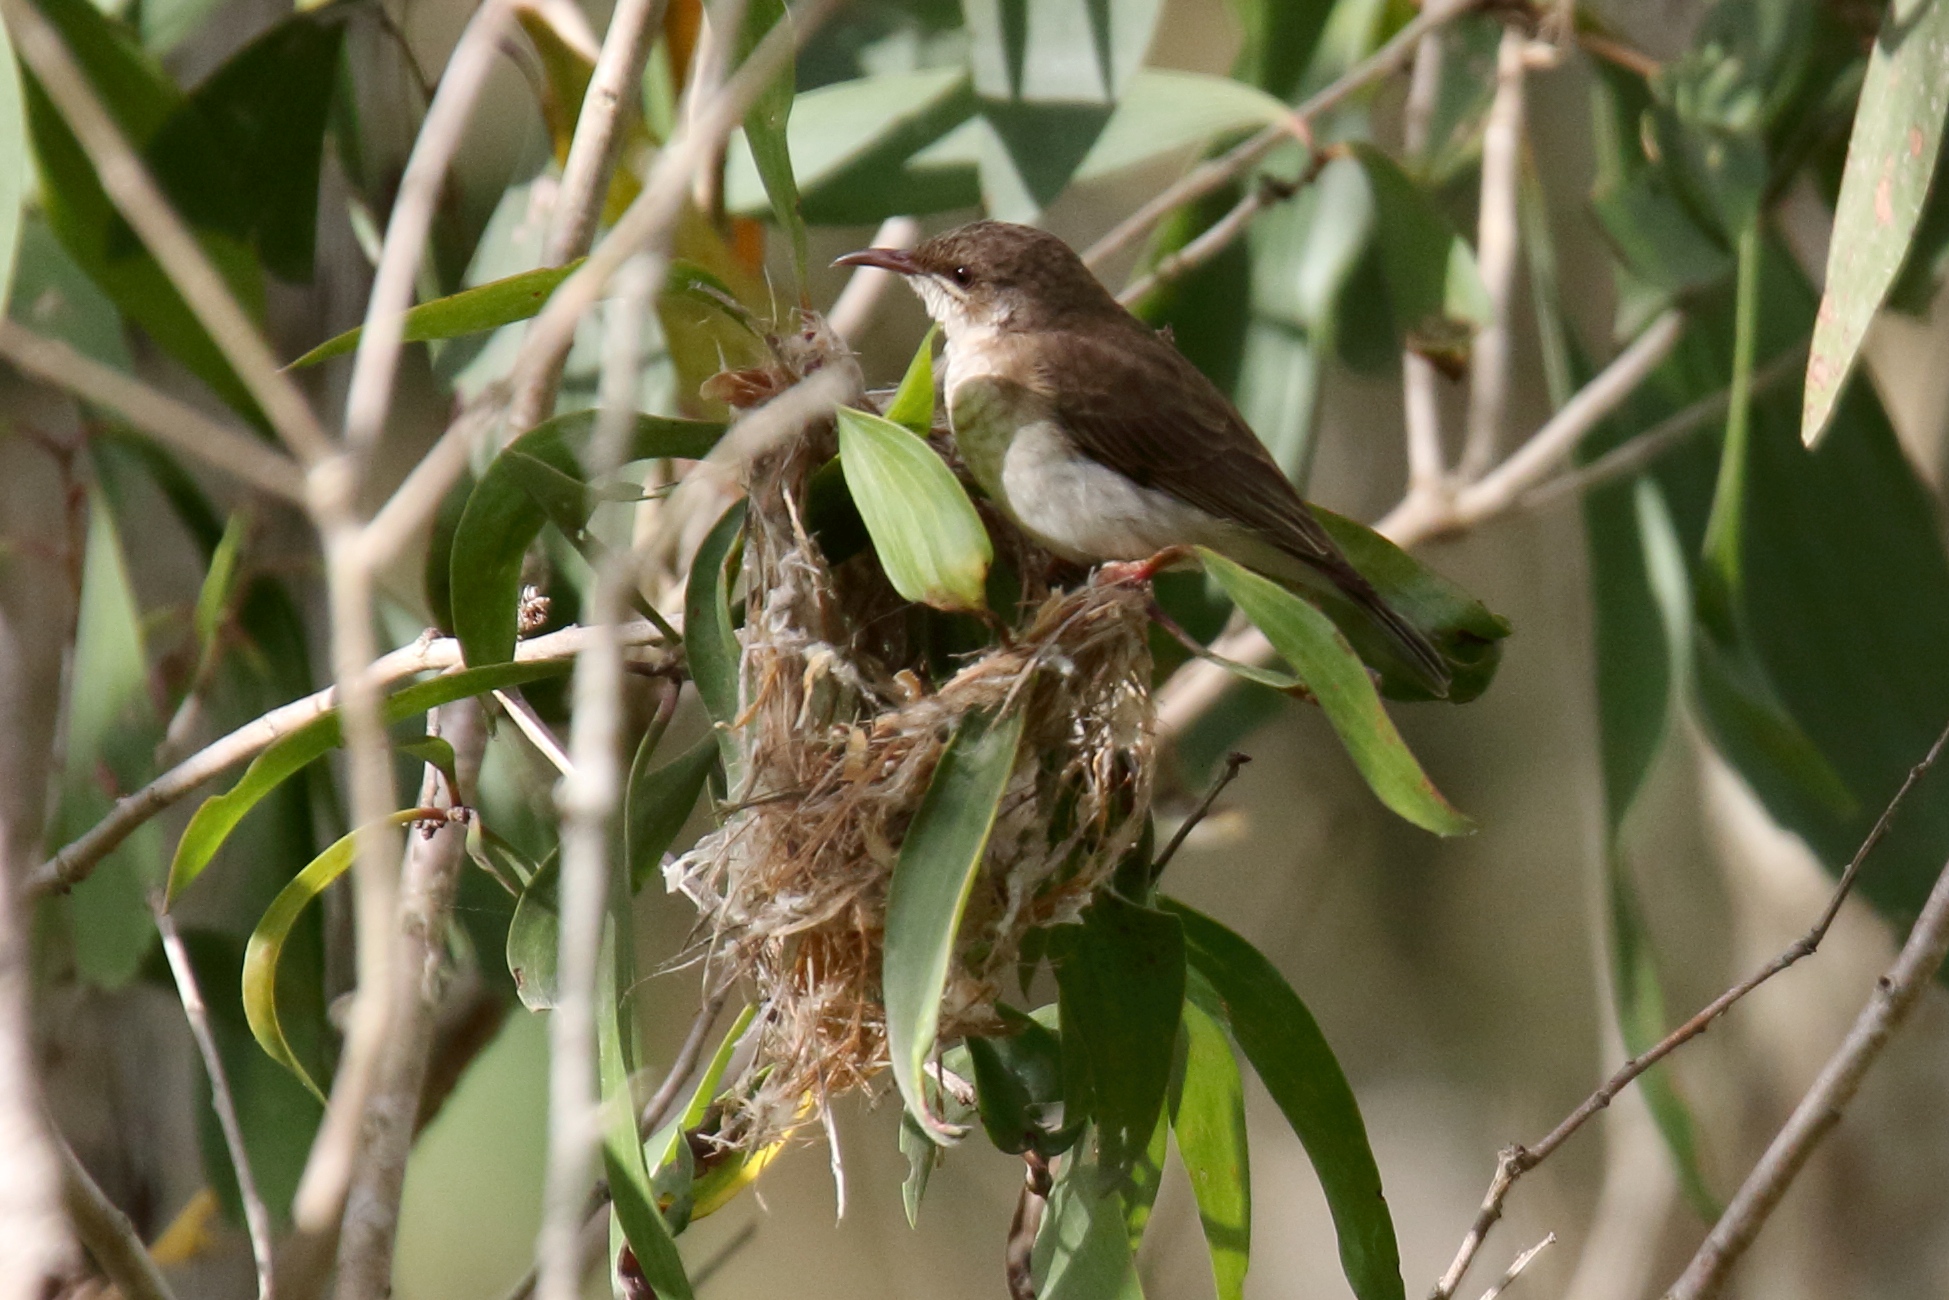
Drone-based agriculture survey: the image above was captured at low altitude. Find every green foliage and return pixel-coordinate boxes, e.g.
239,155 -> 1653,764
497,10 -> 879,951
836,405 -> 994,613
289,260 -> 586,369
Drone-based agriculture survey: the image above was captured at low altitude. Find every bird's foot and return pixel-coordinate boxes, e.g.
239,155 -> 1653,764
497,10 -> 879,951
1093,547 -> 1194,588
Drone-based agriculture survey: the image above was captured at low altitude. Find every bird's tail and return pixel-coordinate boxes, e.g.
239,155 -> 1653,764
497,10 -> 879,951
1314,557 -> 1452,699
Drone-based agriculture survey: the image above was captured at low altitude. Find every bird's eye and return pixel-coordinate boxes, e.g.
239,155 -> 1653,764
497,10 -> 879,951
951,265 -> 973,287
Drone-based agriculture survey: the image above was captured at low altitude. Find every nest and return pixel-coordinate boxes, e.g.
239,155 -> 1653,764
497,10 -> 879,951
665,316 -> 1156,1150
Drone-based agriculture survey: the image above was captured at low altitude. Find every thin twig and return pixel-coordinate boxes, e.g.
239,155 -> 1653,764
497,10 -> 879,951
1477,1234 -> 1555,1300
156,909 -> 275,1300
640,985 -> 736,1133
509,0 -> 671,431
535,251 -> 657,1300
1004,1153 -> 1052,1300
332,706 -> 483,1300
342,0 -> 516,458
0,0 -> 333,469
1082,0 -> 1484,272
29,620 -> 676,900
1429,716 -> 1949,1300
1460,29 -> 1530,481
1516,344 -> 1807,514
1156,311 -> 1688,741
1114,167 -> 1318,307
494,689 -> 576,777
0,322 -> 307,505
1666,851 -> 1949,1295
56,1134 -> 177,1300
1152,752 -> 1251,878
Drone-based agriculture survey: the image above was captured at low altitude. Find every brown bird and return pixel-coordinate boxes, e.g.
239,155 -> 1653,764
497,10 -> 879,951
836,219 -> 1450,696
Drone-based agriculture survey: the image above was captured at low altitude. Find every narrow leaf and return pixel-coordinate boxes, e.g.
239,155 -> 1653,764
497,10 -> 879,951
836,406 -> 992,613
1031,1147 -> 1145,1300
1198,549 -> 1472,835
883,325 -> 939,435
1172,985 -> 1250,1300
1166,899 -> 1403,1300
1804,0 -> 1949,447
450,409 -> 723,668
625,733 -> 717,892
684,501 -> 747,783
287,260 -> 584,368
966,1004 -> 1080,1157
505,852 -> 560,1010
167,658 -> 570,903
734,0 -> 807,289
243,809 -> 423,1098
883,705 -> 1026,1141
1347,142 -> 1488,368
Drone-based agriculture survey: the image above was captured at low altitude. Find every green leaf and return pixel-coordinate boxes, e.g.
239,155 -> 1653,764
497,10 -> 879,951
243,809 -> 423,1098
684,500 -> 748,783
166,658 -> 572,904
1166,899 -> 1402,1300
966,1004 -> 1082,1157
723,70 -> 981,224
1308,505 -> 1510,703
835,406 -> 992,613
651,1004 -> 759,1172
287,260 -> 585,369
191,512 -> 247,659
8,214 -> 130,368
883,705 -> 1026,1142
1030,1144 -> 1145,1300
56,487 -> 163,987
1346,142 -> 1489,367
1172,983 -> 1250,1300
505,852 -> 560,1011
1053,894 -> 1185,1184
883,325 -> 938,436
734,0 -> 807,290
1070,71 -> 1289,186
449,409 -> 723,667
1804,0 -> 1949,445
0,17 -> 28,313
1198,549 -> 1472,835
1224,0 -> 1334,99
625,733 -> 716,892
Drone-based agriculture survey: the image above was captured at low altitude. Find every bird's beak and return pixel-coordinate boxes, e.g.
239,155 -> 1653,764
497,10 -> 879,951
833,247 -> 921,275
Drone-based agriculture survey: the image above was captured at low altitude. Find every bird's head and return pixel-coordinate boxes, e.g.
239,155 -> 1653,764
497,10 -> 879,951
834,220 -> 1122,338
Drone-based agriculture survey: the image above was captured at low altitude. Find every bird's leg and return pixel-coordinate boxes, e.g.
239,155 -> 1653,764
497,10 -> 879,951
1093,545 -> 1196,587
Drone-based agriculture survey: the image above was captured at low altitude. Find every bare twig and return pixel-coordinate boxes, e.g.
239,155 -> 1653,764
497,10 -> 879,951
56,1134 -> 176,1300
29,620 -> 676,900
0,610 -> 77,1298
333,705 -> 483,1300
0,0 -> 333,469
494,689 -> 576,777
342,0 -> 515,458
640,985 -> 736,1133
1114,167 -> 1318,307
1477,1234 -> 1555,1300
0,322 -> 307,505
1516,344 -> 1807,514
1156,311 -> 1688,740
1082,0 -> 1483,273
1004,1153 -> 1052,1300
1460,30 -> 1530,481
156,909 -> 275,1300
535,252 -> 656,1300
1429,716 -> 1949,1300
1400,28 -> 1449,501
830,216 -> 923,342
1152,752 -> 1250,878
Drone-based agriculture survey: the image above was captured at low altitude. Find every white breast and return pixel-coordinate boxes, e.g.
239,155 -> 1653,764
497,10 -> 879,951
996,419 -> 1233,564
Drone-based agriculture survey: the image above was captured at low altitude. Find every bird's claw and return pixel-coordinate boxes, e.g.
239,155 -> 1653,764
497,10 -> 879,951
1093,546 -> 1194,588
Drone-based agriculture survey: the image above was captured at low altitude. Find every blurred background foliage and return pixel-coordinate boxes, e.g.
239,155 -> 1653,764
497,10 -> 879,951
11,0 -> 1949,1295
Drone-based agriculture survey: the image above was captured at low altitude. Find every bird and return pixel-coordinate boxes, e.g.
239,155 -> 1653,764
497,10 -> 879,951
834,219 -> 1451,697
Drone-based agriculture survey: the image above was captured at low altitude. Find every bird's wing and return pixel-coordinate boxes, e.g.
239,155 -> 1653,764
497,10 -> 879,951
1033,326 -> 1349,572
1035,325 -> 1453,696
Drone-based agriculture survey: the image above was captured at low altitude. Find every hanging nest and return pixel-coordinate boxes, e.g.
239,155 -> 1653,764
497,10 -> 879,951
666,314 -> 1156,1150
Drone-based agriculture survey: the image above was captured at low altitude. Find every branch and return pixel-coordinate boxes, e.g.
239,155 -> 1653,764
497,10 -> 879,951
57,1134 -> 176,1300
341,0 -> 515,458
1664,869 -> 1949,1293
0,322 -> 308,506
333,705 -> 483,1300
1082,0 -> 1484,273
156,909 -> 275,1300
0,0 -> 333,470
1477,1234 -> 1554,1300
1155,311 -> 1687,740
1429,716 -> 1949,1300
1459,29 -> 1530,481
1113,166 -> 1319,307
27,620 -> 677,900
